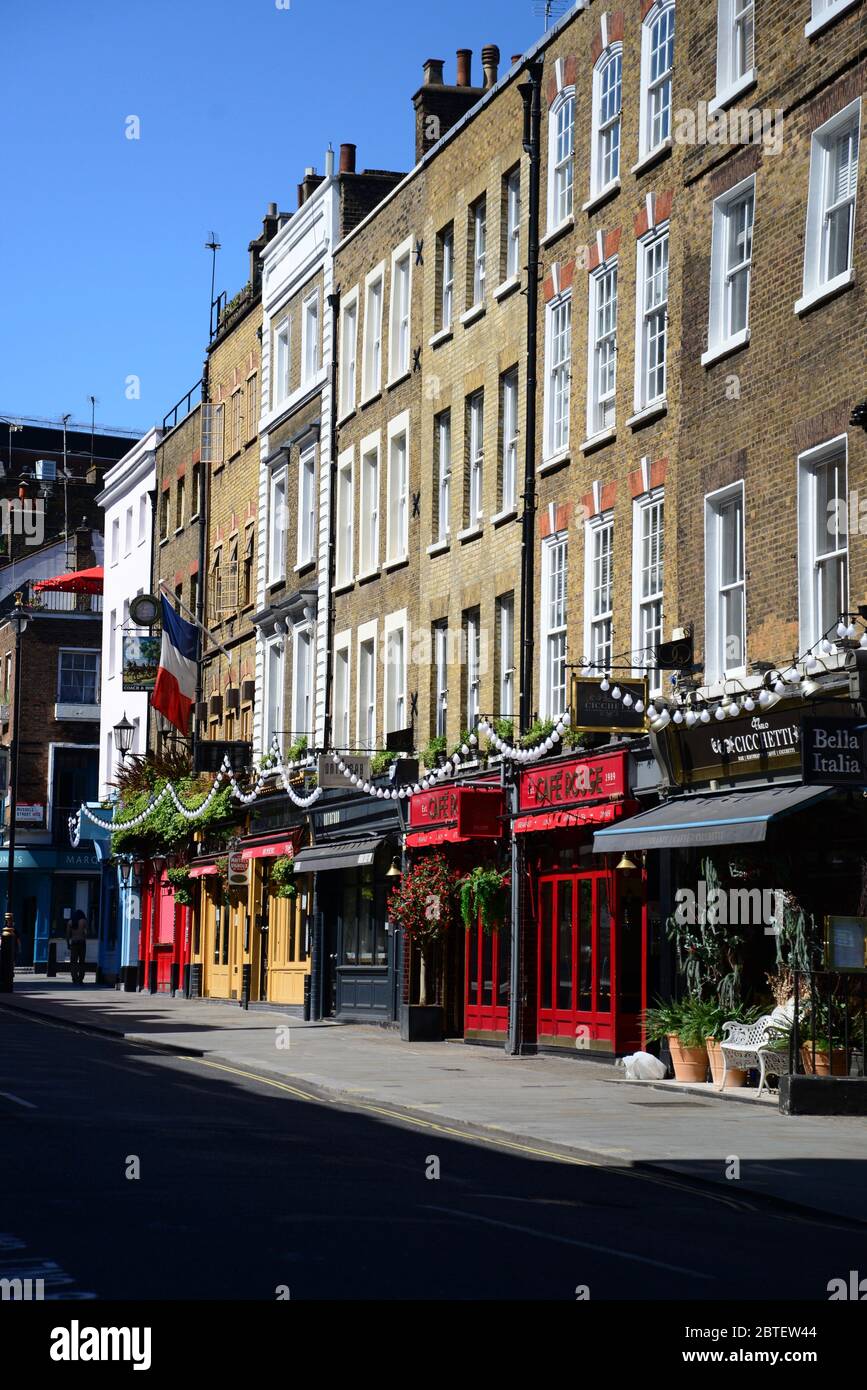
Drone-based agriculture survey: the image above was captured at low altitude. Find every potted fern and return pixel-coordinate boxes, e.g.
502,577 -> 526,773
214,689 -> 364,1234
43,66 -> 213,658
459,866 -> 509,933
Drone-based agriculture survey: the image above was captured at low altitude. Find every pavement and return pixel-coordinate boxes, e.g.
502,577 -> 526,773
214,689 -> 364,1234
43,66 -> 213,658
3,976 -> 867,1229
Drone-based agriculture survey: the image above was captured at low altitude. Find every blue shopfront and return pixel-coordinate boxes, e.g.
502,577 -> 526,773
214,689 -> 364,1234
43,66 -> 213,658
0,845 -> 102,969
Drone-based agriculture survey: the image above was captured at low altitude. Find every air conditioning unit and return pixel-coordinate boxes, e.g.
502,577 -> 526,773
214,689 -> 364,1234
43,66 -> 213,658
35,459 -> 57,481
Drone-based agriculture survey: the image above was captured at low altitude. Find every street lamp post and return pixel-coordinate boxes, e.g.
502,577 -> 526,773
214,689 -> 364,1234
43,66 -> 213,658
113,713 -> 136,763
0,593 -> 29,992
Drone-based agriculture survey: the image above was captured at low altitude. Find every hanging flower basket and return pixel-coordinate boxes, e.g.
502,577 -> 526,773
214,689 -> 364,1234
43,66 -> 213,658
459,866 -> 510,933
166,865 -> 193,906
270,855 -> 297,900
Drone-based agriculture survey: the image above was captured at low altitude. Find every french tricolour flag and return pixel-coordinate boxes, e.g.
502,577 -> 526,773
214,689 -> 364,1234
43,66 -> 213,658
152,595 -> 197,733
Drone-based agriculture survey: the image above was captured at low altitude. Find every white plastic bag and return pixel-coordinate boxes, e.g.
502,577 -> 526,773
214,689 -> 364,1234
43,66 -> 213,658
619,1051 -> 667,1081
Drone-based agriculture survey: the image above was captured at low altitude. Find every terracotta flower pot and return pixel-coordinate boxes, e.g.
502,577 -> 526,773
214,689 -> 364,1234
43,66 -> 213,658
706,1036 -> 746,1088
668,1035 -> 709,1083
800,1046 -> 848,1076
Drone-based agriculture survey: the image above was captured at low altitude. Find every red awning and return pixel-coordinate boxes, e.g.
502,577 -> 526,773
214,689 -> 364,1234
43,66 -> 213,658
33,565 -> 104,595
189,864 -> 218,878
513,803 -> 623,834
242,836 -> 300,861
405,826 -> 461,849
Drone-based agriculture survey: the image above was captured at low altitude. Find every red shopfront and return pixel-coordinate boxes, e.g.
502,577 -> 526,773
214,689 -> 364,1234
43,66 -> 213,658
517,750 -> 647,1056
139,865 -> 187,995
406,783 -> 507,1039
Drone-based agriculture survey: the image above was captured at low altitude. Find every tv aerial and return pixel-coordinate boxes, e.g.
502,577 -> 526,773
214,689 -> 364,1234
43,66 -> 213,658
533,0 -> 571,30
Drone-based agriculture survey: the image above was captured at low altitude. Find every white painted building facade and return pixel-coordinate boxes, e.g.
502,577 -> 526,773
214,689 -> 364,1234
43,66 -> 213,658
96,427 -> 160,795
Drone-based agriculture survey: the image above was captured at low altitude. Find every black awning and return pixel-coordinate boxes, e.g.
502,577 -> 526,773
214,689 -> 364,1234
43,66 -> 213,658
293,837 -> 385,874
592,783 -> 834,852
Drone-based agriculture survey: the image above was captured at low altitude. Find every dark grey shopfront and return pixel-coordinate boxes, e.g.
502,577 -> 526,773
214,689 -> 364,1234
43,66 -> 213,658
301,790 -> 402,1022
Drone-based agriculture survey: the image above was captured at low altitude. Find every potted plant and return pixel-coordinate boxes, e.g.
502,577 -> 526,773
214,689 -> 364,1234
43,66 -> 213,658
270,856 -> 297,900
458,866 -> 509,933
799,995 -> 850,1075
703,1001 -> 759,1088
644,998 -> 713,1082
388,853 -> 456,1041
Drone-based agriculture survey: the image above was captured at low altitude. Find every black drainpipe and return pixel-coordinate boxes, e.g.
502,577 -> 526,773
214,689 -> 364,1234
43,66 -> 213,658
518,60 -> 543,735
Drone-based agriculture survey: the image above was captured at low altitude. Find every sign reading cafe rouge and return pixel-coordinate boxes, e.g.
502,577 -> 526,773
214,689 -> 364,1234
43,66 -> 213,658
519,751 -> 627,812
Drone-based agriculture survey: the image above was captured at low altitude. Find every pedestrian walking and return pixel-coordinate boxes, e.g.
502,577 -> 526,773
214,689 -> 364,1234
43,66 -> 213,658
67,910 -> 88,985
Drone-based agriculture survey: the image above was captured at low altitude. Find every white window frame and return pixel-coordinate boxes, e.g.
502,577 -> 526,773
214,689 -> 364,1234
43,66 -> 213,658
108,609 -> 117,679
264,633 -> 285,751
505,167 -> 521,279
440,225 -> 455,330
541,533 -> 568,718
806,0 -> 859,39
587,259 -> 618,438
584,514 -> 614,676
291,620 -> 314,746
704,175 -> 755,363
465,609 -> 481,729
386,412 -> 409,563
57,649 -> 101,705
543,291 -> 572,460
384,609 -> 408,736
467,391 -> 485,526
274,316 -> 291,406
631,491 -> 665,694
301,291 -> 320,387
547,88 -> 575,232
433,621 -> 449,737
797,436 -> 849,651
335,447 -> 355,587
333,632 -> 351,752
339,288 -> 359,417
111,516 -> 119,565
388,237 -> 413,382
362,263 -> 385,400
138,493 -> 148,544
497,593 -> 515,720
356,621 -> 378,752
296,445 -> 316,568
639,1 -> 676,160
471,196 -> 487,306
501,369 -> 519,512
268,464 -> 288,585
713,0 -> 756,111
436,410 -> 451,541
704,481 -> 746,682
591,47 -> 623,199
796,98 -> 861,315
634,226 -> 669,412
358,431 -> 380,576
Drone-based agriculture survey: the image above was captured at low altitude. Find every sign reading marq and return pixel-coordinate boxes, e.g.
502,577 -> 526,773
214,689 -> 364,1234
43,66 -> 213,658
318,754 -> 370,789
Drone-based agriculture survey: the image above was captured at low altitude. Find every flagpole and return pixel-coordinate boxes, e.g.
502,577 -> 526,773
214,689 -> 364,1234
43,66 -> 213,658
157,581 -> 233,662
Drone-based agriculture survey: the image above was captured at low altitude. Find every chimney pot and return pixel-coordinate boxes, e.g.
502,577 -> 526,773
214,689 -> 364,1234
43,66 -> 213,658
339,143 -> 357,174
456,48 -> 472,87
511,53 -> 523,66
267,202 -> 277,217
423,57 -> 444,85
481,44 -> 500,89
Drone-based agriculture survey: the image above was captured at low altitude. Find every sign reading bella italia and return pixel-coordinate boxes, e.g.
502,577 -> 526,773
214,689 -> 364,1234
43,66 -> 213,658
802,717 -> 867,786
653,698 -> 846,789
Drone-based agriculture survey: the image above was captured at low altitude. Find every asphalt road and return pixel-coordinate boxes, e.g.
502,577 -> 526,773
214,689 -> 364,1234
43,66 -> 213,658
0,1008 -> 865,1301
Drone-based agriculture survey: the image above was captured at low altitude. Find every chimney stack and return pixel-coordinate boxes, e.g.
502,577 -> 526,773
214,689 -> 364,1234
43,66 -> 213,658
482,45 -> 500,90
511,53 -> 523,67
423,58 -> 444,85
339,143 -> 357,174
456,48 -> 472,86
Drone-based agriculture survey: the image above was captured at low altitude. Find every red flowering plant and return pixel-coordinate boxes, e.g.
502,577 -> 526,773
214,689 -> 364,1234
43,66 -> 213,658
388,852 -> 457,1006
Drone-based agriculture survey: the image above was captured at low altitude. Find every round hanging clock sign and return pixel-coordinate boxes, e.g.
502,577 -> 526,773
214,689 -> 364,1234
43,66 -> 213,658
129,593 -> 161,627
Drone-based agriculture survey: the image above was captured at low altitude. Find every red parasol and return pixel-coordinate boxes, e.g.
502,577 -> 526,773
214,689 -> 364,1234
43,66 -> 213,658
33,566 -> 104,595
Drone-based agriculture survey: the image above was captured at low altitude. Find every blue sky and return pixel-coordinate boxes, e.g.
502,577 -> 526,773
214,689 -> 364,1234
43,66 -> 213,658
0,0 -> 555,438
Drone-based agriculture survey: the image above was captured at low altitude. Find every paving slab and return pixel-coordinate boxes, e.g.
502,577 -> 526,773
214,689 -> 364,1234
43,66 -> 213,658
3,977 -> 867,1226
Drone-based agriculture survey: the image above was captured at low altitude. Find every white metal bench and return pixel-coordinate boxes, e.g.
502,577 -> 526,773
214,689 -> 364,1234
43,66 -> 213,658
719,1001 -> 795,1096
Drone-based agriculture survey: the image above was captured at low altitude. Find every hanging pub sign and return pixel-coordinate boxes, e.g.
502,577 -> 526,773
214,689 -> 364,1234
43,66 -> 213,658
519,750 -> 628,812
193,740 -> 252,774
318,754 -> 370,789
824,915 -> 867,971
570,674 -> 646,734
802,716 -> 867,786
652,697 -> 846,789
227,851 -> 248,887
385,726 -> 414,753
122,635 -> 161,692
